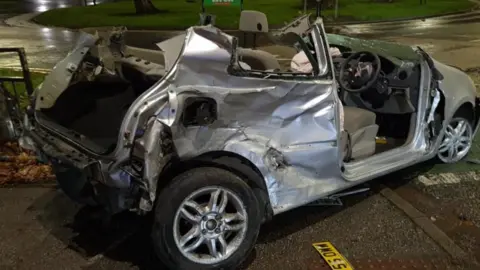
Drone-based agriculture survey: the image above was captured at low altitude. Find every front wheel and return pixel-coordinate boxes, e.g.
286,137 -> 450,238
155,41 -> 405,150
152,167 -> 261,270
437,116 -> 474,163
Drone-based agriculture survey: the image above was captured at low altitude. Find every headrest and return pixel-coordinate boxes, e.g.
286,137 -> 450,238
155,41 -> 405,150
239,10 -> 269,33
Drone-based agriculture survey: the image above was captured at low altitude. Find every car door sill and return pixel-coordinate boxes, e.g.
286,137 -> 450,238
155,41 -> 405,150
342,145 -> 428,182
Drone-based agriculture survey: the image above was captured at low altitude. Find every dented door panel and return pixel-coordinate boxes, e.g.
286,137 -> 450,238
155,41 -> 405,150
167,61 -> 342,213
124,27 -> 344,213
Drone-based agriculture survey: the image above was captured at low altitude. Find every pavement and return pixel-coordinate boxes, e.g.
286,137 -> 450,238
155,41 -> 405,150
384,169 -> 480,268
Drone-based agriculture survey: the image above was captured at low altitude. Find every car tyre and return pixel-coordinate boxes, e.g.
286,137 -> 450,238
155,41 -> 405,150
437,113 -> 474,164
152,167 -> 261,270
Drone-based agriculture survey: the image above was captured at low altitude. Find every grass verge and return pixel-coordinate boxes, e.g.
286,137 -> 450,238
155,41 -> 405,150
0,68 -> 46,109
0,69 -> 53,186
33,0 -> 475,30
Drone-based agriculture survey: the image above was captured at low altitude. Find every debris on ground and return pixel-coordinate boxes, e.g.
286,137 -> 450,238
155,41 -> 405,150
0,141 -> 55,185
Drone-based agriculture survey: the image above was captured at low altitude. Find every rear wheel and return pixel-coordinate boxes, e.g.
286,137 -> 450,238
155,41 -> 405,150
437,116 -> 474,163
152,167 -> 261,270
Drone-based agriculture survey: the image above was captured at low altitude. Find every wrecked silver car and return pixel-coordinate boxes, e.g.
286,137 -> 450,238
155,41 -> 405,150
21,18 -> 480,269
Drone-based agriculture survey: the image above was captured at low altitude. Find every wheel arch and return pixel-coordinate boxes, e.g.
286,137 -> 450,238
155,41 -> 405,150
157,150 -> 274,222
454,101 -> 476,123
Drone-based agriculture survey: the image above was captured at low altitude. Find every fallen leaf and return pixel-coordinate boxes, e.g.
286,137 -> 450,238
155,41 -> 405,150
0,141 -> 55,185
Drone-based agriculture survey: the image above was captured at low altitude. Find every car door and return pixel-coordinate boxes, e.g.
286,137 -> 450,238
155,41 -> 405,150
223,24 -> 344,212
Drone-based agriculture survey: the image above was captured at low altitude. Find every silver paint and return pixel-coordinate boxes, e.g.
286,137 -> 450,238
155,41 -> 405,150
32,21 -> 480,216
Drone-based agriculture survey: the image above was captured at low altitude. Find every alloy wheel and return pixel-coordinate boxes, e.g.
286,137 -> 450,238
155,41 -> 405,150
437,117 -> 473,163
173,186 -> 248,265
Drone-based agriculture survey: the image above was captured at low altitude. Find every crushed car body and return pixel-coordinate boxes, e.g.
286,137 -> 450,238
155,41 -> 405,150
16,14 -> 480,269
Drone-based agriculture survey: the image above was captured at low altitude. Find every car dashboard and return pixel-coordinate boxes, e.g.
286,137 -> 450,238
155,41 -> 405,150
333,51 -> 421,114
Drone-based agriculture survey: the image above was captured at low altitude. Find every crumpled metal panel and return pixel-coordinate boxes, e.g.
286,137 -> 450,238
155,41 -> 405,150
147,26 -> 344,214
35,46 -> 91,109
134,117 -> 170,211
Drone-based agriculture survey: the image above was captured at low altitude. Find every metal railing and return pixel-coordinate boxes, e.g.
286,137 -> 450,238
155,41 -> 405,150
0,48 -> 34,96
0,48 -> 34,140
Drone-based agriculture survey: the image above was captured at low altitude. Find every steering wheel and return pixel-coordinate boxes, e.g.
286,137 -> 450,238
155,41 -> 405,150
338,51 -> 381,93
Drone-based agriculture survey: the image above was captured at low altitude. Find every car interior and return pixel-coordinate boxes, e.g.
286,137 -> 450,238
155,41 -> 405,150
330,45 -> 421,162
35,15 -> 422,161
243,39 -> 421,162
37,31 -> 167,154
232,13 -> 422,163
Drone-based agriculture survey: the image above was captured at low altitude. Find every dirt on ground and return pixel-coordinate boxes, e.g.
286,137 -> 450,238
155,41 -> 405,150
0,141 -> 54,185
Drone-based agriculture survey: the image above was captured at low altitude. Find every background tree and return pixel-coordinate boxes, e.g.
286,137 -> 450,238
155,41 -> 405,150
133,0 -> 159,14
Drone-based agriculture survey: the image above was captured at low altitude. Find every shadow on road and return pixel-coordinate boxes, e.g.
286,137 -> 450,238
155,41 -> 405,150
27,160 -> 436,270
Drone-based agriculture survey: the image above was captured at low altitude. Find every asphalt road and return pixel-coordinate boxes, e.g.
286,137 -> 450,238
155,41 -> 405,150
1,7 -> 480,69
0,0 -> 100,69
0,24 -> 80,69
340,10 -> 480,39
0,185 -> 466,270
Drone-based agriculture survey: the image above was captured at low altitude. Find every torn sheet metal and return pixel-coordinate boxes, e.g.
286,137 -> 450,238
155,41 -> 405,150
156,33 -> 186,72
133,117 -> 173,212
272,14 -> 311,37
427,88 -> 440,124
153,26 -> 345,214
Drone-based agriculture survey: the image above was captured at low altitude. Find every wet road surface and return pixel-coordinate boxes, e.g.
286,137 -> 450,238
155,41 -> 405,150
0,0 -> 107,14
341,10 -> 480,39
0,0 -> 103,69
0,26 -> 80,69
1,3 -> 480,69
